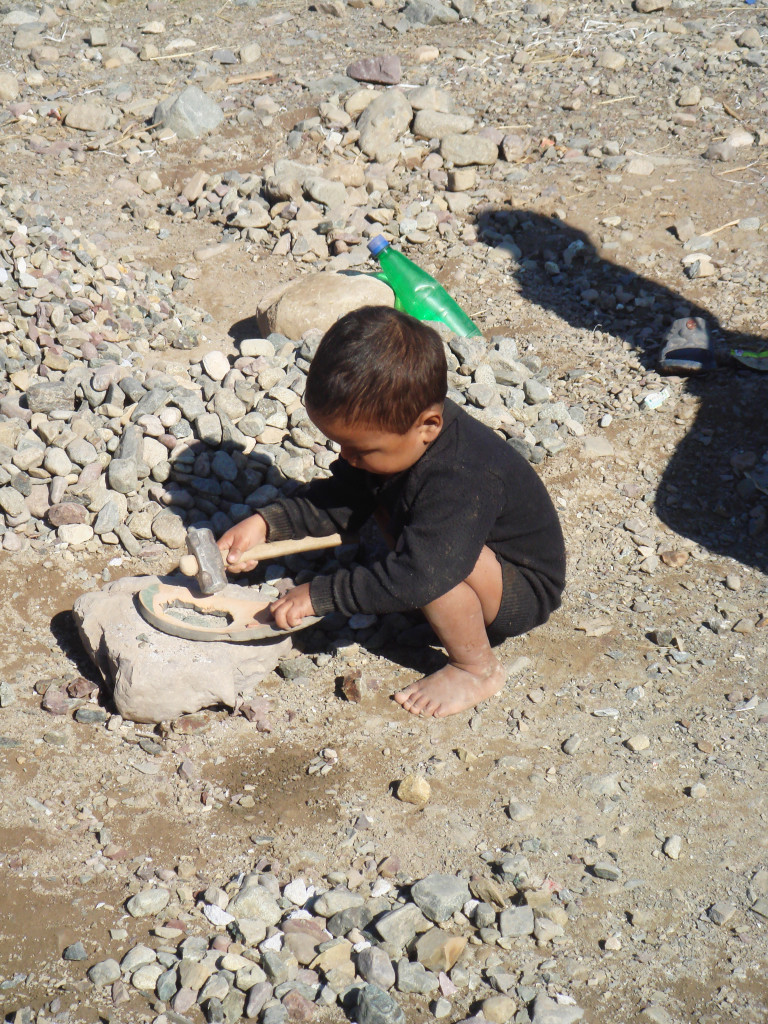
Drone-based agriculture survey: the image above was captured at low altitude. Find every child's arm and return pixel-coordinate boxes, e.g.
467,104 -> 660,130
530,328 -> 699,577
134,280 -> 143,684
255,457 -> 377,543
217,513 -> 268,572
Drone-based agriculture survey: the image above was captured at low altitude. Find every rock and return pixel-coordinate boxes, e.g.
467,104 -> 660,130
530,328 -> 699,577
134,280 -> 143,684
583,436 -> 614,458
708,902 -> 736,926
592,861 -> 621,881
726,128 -> 755,149
403,0 -> 459,25
625,734 -> 650,752
256,273 -> 393,340
678,85 -> 702,107
498,906 -> 534,937
596,48 -> 626,71
507,799 -> 533,821
126,887 -> 170,917
59,523 -> 94,545
0,72 -> 20,101
412,110 -> 475,139
396,774 -> 431,805
375,904 -> 427,949
662,835 -> 682,860
313,888 -> 364,917
625,157 -> 655,175
120,944 -> 157,972
562,734 -> 581,755
411,874 -> 470,922
357,946 -> 396,989
356,983 -> 406,1024
65,102 -> 111,131
346,56 -> 401,85
530,992 -> 584,1023
482,995 -> 517,1023
202,350 -> 231,381
440,133 -> 498,166
151,510 -> 186,548
63,942 -> 87,961
153,85 -> 224,140
633,0 -> 669,10
357,89 -> 413,160
26,381 -> 74,413
73,575 -> 291,723
88,959 -> 122,986
227,879 -> 282,925
413,929 -> 466,971
396,959 -> 438,994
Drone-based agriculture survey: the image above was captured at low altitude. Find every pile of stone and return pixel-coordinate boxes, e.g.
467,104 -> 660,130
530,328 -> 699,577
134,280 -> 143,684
159,81 -> 528,265
68,860 -> 584,1024
0,182 -> 586,561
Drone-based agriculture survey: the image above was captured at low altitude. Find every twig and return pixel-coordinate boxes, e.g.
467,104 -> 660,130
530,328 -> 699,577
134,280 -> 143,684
528,51 -> 585,65
226,71 -> 279,85
701,219 -> 740,237
98,121 -> 146,150
716,158 -> 764,176
148,45 -> 218,61
722,102 -> 743,120
597,95 -> 637,105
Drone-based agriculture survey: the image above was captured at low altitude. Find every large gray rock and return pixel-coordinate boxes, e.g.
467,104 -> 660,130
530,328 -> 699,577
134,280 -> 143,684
356,984 -> 406,1024
410,874 -> 470,922
412,110 -> 474,139
73,575 -> 291,723
256,272 -> 394,341
357,89 -> 413,161
64,101 -> 111,131
441,132 -> 499,166
403,0 -> 459,24
153,85 -> 224,140
530,992 -> 584,1024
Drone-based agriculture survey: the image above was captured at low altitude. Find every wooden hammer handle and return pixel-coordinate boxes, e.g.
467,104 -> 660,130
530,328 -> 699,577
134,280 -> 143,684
235,532 -> 344,563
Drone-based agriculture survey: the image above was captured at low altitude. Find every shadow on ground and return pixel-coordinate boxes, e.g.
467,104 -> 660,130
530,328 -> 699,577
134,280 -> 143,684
475,208 -> 768,574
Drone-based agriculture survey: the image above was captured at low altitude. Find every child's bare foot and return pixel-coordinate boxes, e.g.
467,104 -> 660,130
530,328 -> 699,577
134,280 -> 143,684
394,657 -> 507,718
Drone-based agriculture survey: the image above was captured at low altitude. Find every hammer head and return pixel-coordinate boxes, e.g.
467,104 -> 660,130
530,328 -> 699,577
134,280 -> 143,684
187,526 -> 228,595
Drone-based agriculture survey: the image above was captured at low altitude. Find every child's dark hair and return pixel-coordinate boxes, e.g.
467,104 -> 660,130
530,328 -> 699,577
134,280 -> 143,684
305,306 -> 447,434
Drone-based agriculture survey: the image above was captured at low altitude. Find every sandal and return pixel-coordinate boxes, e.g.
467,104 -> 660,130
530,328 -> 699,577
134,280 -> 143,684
659,316 -> 715,374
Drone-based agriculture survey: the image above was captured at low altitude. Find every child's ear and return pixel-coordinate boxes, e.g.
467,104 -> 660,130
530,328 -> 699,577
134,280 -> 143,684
418,404 -> 443,442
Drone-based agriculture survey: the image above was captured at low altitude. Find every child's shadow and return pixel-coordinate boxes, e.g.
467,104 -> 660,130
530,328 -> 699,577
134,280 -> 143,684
474,208 -> 768,575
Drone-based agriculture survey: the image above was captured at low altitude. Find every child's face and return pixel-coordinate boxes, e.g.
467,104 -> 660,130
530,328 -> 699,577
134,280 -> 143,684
309,406 -> 443,476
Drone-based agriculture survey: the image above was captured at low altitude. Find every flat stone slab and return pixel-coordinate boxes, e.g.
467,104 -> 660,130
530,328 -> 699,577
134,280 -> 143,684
73,575 -> 292,723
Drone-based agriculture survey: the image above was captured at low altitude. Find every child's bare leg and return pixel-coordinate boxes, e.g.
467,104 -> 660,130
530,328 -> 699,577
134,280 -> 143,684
394,547 -> 506,718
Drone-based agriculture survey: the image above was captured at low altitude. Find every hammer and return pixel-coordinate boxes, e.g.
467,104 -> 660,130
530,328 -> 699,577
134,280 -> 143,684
178,525 -> 344,595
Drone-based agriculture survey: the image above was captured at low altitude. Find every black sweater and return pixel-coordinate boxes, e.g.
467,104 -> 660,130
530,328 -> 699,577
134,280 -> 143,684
259,399 -> 566,619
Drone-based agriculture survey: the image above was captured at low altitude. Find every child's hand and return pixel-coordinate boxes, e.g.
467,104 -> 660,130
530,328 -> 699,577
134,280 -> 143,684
217,514 -> 268,573
270,584 -> 315,630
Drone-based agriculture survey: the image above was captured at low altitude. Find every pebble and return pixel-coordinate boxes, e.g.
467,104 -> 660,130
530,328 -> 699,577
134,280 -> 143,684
62,942 -> 87,961
625,734 -> 650,752
397,774 -> 431,805
87,959 -> 121,986
662,835 -> 682,860
707,902 -> 736,926
126,888 -> 171,917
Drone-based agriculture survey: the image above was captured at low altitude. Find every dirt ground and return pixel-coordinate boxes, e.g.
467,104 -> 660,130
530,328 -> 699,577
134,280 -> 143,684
1,0 -> 768,1021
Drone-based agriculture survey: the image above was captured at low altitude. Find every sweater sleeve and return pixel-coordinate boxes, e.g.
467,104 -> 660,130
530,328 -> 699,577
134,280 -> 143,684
310,463 -> 504,616
258,457 -> 378,543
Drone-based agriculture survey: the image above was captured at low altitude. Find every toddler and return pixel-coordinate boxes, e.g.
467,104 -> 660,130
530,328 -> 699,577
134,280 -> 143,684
218,306 -> 566,718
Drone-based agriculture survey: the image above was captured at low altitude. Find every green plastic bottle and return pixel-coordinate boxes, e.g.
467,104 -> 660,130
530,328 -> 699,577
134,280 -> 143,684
368,235 -> 482,338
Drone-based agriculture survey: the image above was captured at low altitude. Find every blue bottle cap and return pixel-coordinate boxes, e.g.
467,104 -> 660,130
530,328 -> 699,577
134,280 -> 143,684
367,235 -> 390,256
